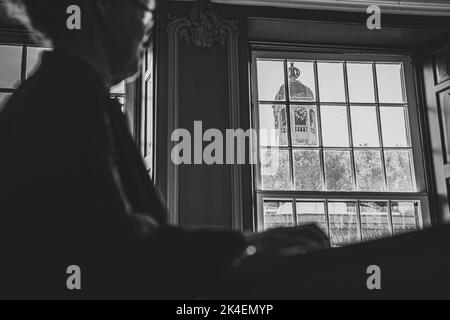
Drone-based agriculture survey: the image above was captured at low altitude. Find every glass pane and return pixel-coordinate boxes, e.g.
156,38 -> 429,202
360,201 -> 391,241
376,64 -> 406,104
391,201 -> 419,235
0,45 -> 22,89
328,202 -> 359,246
111,81 -> 126,95
318,62 -> 346,103
257,60 -> 286,101
351,106 -> 380,147
260,148 -> 291,190
321,105 -> 349,147
380,107 -> 409,147
288,61 -> 316,102
347,63 -> 375,103
0,93 -> 12,113
355,150 -> 385,192
264,201 -> 294,230
290,105 -> 318,146
145,47 -> 153,72
324,150 -> 353,191
293,150 -> 323,191
146,79 -> 153,157
26,47 -> 50,78
385,150 -> 414,192
296,202 -> 327,234
259,104 -> 288,146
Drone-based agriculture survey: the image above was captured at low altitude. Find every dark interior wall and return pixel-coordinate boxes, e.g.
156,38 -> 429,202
177,42 -> 232,228
155,2 -> 252,230
156,1 -> 450,230
0,1 -> 35,44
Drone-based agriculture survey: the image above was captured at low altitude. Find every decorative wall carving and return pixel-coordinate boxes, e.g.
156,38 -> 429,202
169,2 -> 238,49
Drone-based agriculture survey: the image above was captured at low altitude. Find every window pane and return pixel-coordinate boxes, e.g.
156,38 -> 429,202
360,201 -> 390,241
380,107 -> 409,147
351,106 -> 379,147
288,61 -> 316,102
376,64 -> 406,103
26,47 -> 50,79
264,201 -> 294,230
260,148 -> 291,190
347,63 -> 375,103
355,150 -> 385,192
259,104 -> 288,146
321,105 -> 349,147
257,60 -> 286,101
111,81 -> 126,95
318,62 -> 346,102
391,201 -> 419,235
328,202 -> 359,246
0,45 -> 22,89
385,150 -> 414,192
0,93 -> 12,113
293,150 -> 323,191
296,202 -> 327,234
290,105 -> 318,146
324,150 -> 353,191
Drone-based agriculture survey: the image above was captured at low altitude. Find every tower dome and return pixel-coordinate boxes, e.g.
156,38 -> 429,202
273,63 -> 317,146
274,63 -> 315,102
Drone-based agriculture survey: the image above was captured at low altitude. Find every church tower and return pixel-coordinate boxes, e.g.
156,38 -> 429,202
273,63 -> 317,146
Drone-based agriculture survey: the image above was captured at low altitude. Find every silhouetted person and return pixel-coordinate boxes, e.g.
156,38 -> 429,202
0,0 -> 328,299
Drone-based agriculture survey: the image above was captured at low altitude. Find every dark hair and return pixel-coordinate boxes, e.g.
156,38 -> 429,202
11,0 -> 85,42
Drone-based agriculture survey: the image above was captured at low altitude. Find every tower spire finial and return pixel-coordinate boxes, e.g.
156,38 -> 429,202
289,62 -> 301,80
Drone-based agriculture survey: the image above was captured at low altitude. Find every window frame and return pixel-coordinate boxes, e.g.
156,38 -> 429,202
140,43 -> 156,180
251,48 -> 431,234
0,42 -> 52,93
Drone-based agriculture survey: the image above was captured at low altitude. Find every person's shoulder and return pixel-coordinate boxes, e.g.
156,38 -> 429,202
1,69 -> 94,126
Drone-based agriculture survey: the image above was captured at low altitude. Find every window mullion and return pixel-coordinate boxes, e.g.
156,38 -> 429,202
314,61 -> 326,191
343,62 -> 357,191
388,200 -> 394,236
373,62 -> 389,192
284,60 -> 295,191
21,44 -> 27,84
292,198 -> 298,227
356,199 -> 363,242
324,199 -> 331,239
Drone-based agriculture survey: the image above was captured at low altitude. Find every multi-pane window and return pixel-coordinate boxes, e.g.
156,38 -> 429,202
253,51 -> 429,246
0,44 -> 127,113
0,44 -> 50,112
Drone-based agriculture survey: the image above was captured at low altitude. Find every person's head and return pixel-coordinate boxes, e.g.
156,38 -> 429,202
12,0 -> 156,85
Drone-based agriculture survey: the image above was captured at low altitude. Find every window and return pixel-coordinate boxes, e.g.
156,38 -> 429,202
140,44 -> 155,178
252,50 -> 429,246
0,44 -> 127,113
0,44 -> 50,112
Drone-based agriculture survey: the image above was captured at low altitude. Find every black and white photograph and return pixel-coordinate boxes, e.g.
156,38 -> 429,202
0,0 -> 450,303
